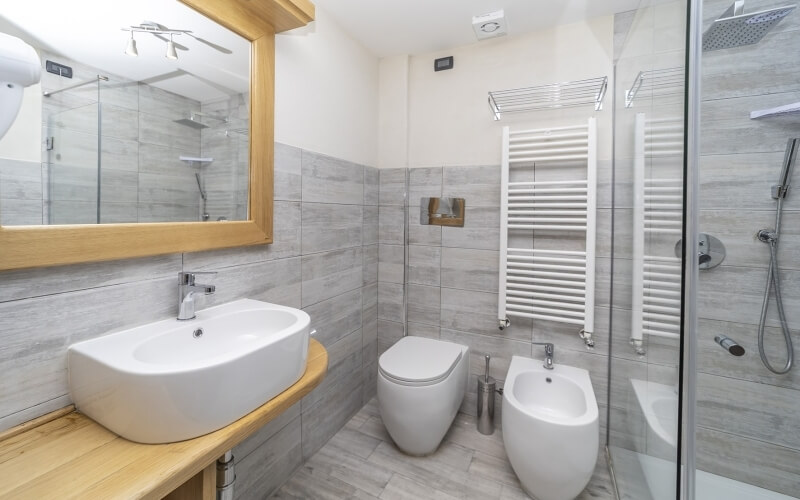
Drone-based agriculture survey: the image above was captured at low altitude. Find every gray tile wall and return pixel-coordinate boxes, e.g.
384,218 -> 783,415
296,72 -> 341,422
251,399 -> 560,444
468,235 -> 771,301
0,158 -> 44,225
0,143 -> 379,499
377,164 -> 615,494
692,0 -> 800,493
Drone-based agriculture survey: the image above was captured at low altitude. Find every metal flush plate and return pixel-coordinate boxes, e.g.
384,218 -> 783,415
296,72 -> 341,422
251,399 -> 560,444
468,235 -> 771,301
420,197 -> 465,227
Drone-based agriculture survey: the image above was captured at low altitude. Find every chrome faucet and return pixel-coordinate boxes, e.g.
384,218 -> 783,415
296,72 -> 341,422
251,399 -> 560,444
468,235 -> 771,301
178,271 -> 216,320
532,342 -> 555,370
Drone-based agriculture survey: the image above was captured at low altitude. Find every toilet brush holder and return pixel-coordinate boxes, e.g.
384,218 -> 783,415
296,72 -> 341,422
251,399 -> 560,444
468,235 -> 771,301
477,354 -> 496,435
477,376 -> 496,435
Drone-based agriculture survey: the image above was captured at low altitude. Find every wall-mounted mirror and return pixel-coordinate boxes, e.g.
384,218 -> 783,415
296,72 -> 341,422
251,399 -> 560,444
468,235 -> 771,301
0,0 -> 314,270
0,0 -> 251,225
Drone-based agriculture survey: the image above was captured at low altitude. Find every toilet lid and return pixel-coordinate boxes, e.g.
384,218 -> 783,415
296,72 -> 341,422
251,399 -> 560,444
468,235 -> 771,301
378,336 -> 464,385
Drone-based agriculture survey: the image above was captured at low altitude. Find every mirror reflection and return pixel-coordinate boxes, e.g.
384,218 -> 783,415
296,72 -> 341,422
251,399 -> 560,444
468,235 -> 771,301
0,0 -> 251,225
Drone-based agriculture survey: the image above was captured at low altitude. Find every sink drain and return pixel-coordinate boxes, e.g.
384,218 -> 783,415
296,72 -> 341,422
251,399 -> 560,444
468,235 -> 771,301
193,328 -> 204,338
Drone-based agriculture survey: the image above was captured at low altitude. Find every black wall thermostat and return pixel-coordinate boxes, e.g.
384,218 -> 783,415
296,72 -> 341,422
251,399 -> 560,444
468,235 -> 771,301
434,56 -> 454,72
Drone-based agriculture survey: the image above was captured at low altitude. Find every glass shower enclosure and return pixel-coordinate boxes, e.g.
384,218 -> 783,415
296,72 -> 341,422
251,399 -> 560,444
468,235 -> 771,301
606,0 -> 800,499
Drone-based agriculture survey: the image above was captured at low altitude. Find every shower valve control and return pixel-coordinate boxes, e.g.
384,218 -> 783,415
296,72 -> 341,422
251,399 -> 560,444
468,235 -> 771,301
675,233 -> 726,269
757,229 -> 777,243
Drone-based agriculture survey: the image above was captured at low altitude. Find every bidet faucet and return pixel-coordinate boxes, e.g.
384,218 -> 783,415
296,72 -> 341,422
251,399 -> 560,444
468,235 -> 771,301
178,271 -> 216,320
531,342 -> 555,370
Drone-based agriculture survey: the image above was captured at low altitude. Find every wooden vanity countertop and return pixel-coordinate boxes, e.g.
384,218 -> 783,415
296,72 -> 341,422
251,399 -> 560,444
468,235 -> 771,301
0,339 -> 328,500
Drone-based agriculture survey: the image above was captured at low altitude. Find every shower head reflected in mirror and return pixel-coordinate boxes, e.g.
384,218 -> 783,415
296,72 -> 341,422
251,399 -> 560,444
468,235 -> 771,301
174,116 -> 209,129
173,112 -> 229,130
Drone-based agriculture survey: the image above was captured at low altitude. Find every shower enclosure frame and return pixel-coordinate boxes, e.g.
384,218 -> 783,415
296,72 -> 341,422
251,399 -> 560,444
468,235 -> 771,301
680,0 -> 702,497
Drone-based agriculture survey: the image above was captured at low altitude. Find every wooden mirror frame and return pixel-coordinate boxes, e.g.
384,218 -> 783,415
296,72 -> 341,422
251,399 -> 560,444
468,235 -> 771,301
0,0 -> 314,271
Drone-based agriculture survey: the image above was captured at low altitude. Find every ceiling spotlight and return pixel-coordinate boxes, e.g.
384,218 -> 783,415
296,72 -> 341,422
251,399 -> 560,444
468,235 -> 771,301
166,34 -> 178,60
124,32 -> 138,57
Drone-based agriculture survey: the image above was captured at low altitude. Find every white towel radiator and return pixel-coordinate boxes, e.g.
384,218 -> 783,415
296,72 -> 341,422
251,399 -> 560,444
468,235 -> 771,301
498,118 -> 597,341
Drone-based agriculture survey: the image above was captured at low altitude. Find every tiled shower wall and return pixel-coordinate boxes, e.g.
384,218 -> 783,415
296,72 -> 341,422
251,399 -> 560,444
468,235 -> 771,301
376,162 -> 616,491
199,94 -> 250,222
692,0 -> 800,493
0,143 -> 378,499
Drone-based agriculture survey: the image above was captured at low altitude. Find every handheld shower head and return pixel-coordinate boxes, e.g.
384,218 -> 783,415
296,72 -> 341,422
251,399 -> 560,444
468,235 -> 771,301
195,172 -> 207,201
773,138 -> 799,199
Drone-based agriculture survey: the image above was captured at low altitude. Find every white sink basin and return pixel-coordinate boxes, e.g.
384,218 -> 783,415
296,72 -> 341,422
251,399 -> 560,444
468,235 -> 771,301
68,299 -> 310,444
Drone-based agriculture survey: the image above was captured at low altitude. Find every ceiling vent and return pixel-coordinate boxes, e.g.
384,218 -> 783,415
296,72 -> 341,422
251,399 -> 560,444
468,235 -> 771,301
472,10 -> 507,41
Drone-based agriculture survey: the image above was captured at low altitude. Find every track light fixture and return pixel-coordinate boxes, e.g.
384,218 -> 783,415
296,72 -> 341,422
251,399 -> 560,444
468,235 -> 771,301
124,32 -> 138,57
122,22 -> 190,61
166,34 -> 178,60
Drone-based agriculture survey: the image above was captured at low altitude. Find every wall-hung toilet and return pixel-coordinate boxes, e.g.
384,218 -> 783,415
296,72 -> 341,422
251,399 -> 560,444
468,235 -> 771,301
377,336 -> 469,456
502,355 -> 599,500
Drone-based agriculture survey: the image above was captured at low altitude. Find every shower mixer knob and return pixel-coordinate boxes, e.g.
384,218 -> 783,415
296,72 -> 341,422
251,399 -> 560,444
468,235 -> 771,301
757,229 -> 777,243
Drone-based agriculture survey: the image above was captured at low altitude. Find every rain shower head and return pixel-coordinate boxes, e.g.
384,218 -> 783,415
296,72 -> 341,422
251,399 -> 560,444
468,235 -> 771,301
173,112 -> 228,130
174,116 -> 209,129
703,1 -> 796,51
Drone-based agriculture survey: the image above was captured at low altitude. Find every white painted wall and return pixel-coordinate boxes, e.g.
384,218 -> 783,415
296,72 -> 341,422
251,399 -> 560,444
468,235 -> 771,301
402,16 -> 614,167
275,8 -> 379,167
378,55 -> 408,169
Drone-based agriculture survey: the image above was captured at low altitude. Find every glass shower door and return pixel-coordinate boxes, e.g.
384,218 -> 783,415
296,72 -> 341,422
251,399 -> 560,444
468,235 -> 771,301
607,1 -> 688,499
46,102 -> 100,224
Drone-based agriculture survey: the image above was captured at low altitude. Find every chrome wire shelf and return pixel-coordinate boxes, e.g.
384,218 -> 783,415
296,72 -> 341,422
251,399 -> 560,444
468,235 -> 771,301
488,76 -> 608,120
625,67 -> 684,108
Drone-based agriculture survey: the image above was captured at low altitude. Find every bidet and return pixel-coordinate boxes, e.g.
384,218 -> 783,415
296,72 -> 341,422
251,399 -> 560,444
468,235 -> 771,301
502,355 -> 599,500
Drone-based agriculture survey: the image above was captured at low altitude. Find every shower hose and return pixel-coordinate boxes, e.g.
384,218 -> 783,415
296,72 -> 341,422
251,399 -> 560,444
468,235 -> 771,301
757,197 -> 794,374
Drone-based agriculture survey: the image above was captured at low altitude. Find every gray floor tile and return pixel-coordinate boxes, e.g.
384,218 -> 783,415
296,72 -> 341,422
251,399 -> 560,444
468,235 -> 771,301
270,397 -> 613,500
327,426 -> 383,460
379,474 -> 459,500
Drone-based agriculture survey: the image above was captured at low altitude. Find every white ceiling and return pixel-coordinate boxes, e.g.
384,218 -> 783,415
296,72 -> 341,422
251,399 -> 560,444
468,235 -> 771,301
0,0 -> 250,103
1,0 -> 648,101
312,0 -> 645,57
